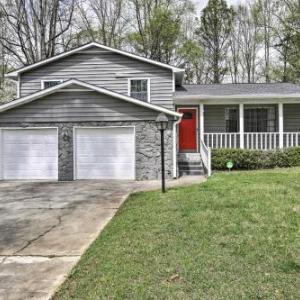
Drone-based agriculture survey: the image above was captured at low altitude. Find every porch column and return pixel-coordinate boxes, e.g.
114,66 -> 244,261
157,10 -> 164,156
239,103 -> 244,149
199,103 -> 204,142
278,103 -> 284,148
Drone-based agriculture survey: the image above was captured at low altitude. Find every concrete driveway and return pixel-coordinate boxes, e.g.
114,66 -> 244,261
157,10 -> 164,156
0,180 -> 137,300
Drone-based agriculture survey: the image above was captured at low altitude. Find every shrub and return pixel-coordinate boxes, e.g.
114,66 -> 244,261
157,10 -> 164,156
211,147 -> 300,170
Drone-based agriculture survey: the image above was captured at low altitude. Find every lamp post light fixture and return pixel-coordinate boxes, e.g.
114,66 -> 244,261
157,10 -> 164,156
155,113 -> 169,193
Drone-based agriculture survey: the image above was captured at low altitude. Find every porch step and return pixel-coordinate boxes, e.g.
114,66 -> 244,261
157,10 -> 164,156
178,153 -> 204,176
179,170 -> 204,176
178,153 -> 202,162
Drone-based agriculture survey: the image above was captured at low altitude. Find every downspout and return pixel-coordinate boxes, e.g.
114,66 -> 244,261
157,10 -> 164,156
173,115 -> 182,178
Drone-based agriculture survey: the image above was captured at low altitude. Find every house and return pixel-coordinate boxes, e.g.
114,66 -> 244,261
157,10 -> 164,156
1,42 -> 300,181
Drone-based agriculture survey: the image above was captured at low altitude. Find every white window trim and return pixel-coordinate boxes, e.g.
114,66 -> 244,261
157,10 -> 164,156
41,79 -> 63,89
128,78 -> 151,103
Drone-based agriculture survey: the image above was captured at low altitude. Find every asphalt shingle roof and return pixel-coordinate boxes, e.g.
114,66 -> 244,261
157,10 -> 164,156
175,83 -> 300,97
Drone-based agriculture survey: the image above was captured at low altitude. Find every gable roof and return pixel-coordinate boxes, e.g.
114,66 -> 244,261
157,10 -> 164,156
6,42 -> 184,80
175,83 -> 300,99
0,79 -> 182,118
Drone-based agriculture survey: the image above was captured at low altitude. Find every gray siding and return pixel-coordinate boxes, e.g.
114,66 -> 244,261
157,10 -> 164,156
284,104 -> 300,131
20,46 -> 174,109
204,105 -> 239,132
0,91 -> 161,123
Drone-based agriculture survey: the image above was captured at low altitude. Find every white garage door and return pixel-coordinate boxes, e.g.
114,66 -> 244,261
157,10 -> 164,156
0,128 -> 58,180
75,127 -> 135,180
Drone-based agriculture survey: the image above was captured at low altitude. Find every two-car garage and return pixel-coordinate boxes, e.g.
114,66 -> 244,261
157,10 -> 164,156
0,127 -> 135,180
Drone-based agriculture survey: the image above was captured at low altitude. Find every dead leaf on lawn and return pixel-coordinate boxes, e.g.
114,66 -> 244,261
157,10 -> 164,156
167,273 -> 180,282
292,205 -> 300,213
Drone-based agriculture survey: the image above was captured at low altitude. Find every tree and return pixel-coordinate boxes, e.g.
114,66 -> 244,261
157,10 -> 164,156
228,7 -> 242,83
257,0 -> 277,83
77,0 -> 127,48
128,5 -> 180,63
177,40 -> 207,83
196,0 -> 235,83
237,3 -> 262,83
127,0 -> 193,64
0,0 -> 76,66
274,0 -> 300,82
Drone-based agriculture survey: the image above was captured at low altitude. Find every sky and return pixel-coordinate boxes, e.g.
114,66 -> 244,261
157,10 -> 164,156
194,0 -> 246,11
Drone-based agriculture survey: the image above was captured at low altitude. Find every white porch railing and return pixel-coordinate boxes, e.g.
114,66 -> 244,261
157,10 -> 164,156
284,132 -> 300,148
200,138 -> 212,176
204,133 -> 240,149
244,133 -> 279,150
204,132 -> 300,150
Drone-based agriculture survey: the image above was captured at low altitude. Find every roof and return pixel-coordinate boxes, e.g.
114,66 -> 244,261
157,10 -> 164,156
5,42 -> 184,80
0,79 -> 182,118
175,83 -> 300,98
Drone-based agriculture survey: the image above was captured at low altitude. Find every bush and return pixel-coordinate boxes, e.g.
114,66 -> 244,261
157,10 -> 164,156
211,147 -> 300,170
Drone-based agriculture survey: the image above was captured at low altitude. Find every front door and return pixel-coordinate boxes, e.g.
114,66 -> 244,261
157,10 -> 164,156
178,108 -> 197,152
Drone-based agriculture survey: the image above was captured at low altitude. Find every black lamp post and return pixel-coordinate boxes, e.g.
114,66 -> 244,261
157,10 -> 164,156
155,113 -> 169,193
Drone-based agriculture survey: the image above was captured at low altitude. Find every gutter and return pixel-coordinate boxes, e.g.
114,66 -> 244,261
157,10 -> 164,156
174,93 -> 300,101
172,115 -> 183,178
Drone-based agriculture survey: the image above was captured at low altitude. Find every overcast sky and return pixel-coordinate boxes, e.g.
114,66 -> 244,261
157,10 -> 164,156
194,0 -> 246,11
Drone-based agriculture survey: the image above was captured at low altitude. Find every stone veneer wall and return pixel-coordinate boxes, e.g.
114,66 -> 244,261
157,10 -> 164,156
0,121 -> 174,181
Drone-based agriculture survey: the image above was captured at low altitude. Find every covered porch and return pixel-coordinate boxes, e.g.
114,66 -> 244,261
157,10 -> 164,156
177,103 -> 300,151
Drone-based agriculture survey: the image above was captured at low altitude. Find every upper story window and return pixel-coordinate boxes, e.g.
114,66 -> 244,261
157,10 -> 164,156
225,107 -> 239,132
41,80 -> 63,89
129,79 -> 150,102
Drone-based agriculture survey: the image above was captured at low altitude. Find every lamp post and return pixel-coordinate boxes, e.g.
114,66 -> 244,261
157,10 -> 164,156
155,113 -> 169,193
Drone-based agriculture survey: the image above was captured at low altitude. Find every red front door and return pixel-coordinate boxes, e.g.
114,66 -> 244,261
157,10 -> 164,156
178,108 -> 197,152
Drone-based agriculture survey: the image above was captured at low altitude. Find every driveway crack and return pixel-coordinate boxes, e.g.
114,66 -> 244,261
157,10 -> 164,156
14,216 -> 62,255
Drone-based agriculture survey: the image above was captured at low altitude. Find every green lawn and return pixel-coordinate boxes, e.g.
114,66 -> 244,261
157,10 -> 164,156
54,168 -> 300,300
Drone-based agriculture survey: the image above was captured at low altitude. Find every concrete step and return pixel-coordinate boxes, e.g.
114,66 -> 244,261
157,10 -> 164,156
179,166 -> 203,171
177,153 -> 205,177
178,153 -> 202,163
179,170 -> 204,176
178,161 -> 203,166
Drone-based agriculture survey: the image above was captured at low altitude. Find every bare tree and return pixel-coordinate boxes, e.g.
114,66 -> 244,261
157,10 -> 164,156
238,3 -> 262,83
228,8 -> 242,83
77,0 -> 127,48
257,0 -> 276,83
0,0 -> 76,66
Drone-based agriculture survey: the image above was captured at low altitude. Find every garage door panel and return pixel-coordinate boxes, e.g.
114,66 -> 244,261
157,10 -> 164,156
4,162 -> 58,169
76,127 -> 133,136
5,156 -> 57,163
76,136 -> 130,143
77,163 -> 134,179
77,155 -> 134,164
75,127 -> 135,180
4,144 -> 57,154
76,144 -> 133,155
3,130 -> 57,143
1,129 -> 58,180
3,170 -> 56,180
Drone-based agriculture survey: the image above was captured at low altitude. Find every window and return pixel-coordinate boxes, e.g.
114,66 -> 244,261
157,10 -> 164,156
244,107 -> 276,132
41,80 -> 63,89
182,112 -> 193,119
129,79 -> 150,102
225,108 -> 238,132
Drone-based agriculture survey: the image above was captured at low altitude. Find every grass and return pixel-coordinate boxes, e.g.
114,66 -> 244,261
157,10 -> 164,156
54,168 -> 300,299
